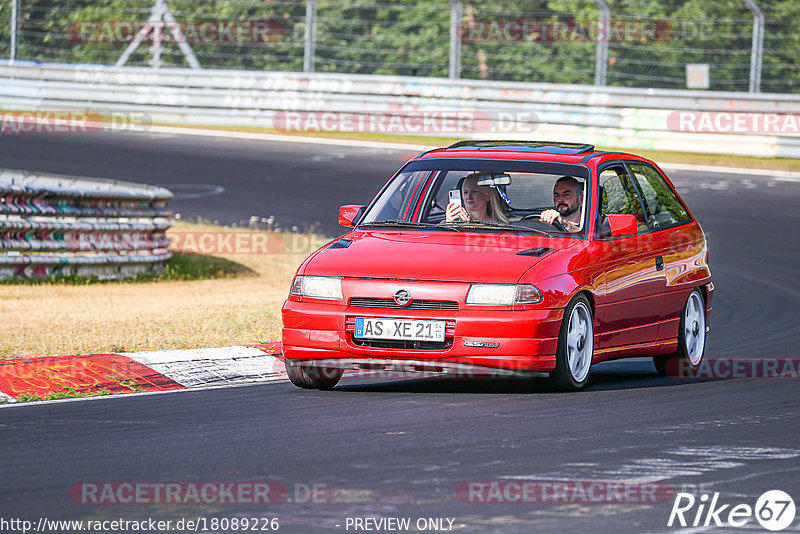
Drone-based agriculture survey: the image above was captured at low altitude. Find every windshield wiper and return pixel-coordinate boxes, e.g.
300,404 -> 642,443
359,220 -> 460,231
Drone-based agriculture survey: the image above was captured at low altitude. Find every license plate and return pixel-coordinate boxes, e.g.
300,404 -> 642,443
354,317 -> 445,342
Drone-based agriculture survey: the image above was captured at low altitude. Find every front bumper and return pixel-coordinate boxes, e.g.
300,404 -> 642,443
282,299 -> 562,373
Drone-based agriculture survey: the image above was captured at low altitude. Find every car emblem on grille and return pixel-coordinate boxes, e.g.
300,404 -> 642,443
393,289 -> 411,306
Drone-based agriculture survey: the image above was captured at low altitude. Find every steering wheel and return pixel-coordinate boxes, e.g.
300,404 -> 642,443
520,212 -> 566,232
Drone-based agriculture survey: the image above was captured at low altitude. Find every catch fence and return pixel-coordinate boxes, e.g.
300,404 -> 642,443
3,0 -> 800,93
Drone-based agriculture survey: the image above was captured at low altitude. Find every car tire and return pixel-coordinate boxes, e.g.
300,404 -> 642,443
549,294 -> 594,391
654,288 -> 707,377
285,359 -> 343,390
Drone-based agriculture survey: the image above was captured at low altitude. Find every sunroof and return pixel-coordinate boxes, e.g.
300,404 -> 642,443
444,140 -> 596,155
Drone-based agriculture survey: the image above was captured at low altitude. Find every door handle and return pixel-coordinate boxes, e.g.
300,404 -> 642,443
655,256 -> 664,271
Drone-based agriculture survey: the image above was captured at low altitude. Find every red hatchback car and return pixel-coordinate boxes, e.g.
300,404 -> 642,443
282,141 -> 712,391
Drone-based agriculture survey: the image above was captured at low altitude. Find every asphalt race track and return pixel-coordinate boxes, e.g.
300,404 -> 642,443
2,130 -> 799,533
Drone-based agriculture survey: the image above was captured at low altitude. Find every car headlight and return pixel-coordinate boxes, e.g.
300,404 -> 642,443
290,275 -> 343,300
466,283 -> 542,305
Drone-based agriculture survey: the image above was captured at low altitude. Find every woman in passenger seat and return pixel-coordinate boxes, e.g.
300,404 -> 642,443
445,172 -> 509,224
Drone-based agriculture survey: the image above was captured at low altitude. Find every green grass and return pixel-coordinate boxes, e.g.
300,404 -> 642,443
14,389 -> 113,402
159,253 -> 256,281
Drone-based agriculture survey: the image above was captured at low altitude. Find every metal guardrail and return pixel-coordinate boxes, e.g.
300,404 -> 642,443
0,62 -> 799,158
0,168 -> 173,280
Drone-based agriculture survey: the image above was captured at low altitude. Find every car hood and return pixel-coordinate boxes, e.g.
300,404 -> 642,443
302,230 -> 582,283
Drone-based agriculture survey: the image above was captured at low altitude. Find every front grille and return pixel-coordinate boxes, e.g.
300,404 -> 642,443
350,336 -> 454,350
349,298 -> 459,311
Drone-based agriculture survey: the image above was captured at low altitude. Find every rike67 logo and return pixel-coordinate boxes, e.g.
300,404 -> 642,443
668,490 -> 796,531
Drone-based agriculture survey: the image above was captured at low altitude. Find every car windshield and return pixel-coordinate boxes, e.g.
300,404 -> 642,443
360,158 -> 590,235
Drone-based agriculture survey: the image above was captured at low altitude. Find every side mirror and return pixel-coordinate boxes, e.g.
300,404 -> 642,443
338,205 -> 365,227
605,214 -> 638,237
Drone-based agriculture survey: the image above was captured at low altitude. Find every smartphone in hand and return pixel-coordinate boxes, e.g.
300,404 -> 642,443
448,189 -> 462,209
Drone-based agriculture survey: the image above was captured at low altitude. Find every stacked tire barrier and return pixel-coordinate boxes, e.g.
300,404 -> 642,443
0,169 -> 173,280
1,61 -> 799,158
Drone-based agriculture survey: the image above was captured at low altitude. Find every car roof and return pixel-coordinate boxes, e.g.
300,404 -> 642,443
416,140 -> 654,167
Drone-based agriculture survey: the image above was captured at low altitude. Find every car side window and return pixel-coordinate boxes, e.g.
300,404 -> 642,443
628,163 -> 692,229
597,166 -> 645,237
370,173 -> 418,222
